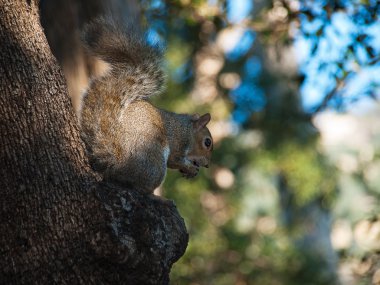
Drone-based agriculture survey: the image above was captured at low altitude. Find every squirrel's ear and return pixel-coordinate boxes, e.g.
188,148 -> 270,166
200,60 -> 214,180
191,113 -> 200,121
194,113 -> 211,130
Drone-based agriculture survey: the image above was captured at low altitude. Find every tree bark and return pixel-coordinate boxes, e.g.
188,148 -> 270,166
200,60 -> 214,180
0,1 -> 188,284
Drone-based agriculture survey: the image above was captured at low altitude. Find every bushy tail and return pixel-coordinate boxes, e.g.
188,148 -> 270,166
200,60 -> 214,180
82,17 -> 165,100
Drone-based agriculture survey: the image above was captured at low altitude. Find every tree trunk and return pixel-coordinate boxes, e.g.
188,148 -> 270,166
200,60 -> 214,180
0,1 -> 188,284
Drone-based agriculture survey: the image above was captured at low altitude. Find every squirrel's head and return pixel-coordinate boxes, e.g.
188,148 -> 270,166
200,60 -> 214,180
188,113 -> 213,168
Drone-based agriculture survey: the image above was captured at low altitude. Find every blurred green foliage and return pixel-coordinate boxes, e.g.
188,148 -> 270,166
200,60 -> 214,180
140,0 -> 380,284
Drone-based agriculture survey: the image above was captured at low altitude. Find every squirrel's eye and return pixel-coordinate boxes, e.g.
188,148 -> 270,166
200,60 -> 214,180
204,138 -> 212,148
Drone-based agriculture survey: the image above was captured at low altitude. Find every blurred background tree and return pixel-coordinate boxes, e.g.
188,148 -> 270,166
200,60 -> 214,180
41,0 -> 380,284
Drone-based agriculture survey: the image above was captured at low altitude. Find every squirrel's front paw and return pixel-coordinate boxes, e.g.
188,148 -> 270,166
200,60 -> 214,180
180,165 -> 199,179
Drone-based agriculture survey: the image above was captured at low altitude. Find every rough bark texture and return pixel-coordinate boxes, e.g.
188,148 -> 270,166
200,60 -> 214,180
0,1 -> 188,284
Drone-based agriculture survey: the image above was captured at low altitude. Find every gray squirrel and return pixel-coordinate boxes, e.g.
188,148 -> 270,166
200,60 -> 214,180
80,17 -> 213,194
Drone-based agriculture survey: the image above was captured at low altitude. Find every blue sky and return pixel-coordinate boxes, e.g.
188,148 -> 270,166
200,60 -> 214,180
225,0 -> 264,123
147,0 -> 380,118
226,0 -> 253,24
226,0 -> 380,114
295,6 -> 380,112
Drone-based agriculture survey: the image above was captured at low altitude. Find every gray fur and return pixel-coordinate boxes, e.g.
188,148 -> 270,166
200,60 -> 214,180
80,17 -> 212,195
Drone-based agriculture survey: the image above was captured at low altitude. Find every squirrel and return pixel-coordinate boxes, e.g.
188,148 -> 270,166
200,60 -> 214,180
80,17 -> 213,195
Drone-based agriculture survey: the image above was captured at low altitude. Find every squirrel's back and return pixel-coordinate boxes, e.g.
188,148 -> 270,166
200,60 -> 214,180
80,17 -> 168,192
80,17 -> 213,194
